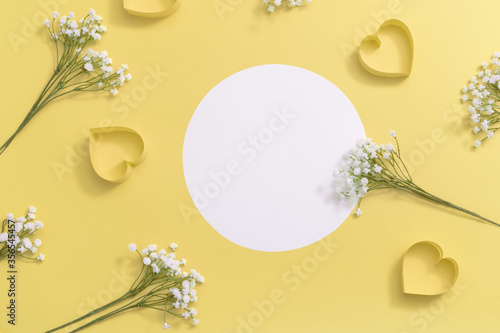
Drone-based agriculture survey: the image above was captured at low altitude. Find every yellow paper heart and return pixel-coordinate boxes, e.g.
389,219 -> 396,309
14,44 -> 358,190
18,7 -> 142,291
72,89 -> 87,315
89,127 -> 147,183
123,0 -> 182,18
358,19 -> 414,77
402,241 -> 458,296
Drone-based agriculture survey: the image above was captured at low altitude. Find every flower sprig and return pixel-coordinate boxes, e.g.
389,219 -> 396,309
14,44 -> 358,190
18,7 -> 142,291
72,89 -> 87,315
334,131 -> 498,227
0,9 -> 131,156
263,0 -> 312,13
47,243 -> 203,332
461,52 -> 500,148
0,206 -> 45,262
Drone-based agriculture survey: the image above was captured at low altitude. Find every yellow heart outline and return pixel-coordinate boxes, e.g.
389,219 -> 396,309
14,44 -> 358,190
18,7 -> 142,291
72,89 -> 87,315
89,126 -> 147,184
402,241 -> 459,296
123,0 -> 183,18
358,19 -> 414,77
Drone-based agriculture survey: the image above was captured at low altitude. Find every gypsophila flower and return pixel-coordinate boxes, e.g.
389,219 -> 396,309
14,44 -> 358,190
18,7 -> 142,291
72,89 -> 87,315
461,52 -> 500,147
129,243 -> 137,252
0,207 -> 45,262
263,0 -> 311,12
334,131 -> 498,227
48,242 -> 204,333
170,243 -> 178,251
0,9 -> 131,156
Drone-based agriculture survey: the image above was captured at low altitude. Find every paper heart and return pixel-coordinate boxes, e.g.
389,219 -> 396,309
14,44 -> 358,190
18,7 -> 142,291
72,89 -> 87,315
402,241 -> 458,295
89,127 -> 147,183
123,0 -> 182,18
358,19 -> 414,77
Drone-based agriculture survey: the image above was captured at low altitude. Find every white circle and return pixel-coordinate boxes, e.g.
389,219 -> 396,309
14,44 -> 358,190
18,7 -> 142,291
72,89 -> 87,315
183,65 -> 365,252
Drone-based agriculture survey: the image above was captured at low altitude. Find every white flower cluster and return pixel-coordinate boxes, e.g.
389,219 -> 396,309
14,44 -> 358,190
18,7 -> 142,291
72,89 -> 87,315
44,9 -> 131,96
461,52 -> 500,148
263,0 -> 312,13
129,242 -> 204,329
45,9 -> 105,42
334,131 -> 411,216
0,206 -> 45,261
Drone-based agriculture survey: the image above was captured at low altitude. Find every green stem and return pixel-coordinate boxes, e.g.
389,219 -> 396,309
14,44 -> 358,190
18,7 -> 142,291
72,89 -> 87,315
399,182 -> 500,227
45,292 -> 132,333
67,303 -> 137,333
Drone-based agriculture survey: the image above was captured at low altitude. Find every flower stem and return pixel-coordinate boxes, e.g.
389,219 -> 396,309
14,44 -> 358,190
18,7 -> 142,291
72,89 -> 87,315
45,292 -> 132,333
400,182 -> 500,227
67,303 -> 137,333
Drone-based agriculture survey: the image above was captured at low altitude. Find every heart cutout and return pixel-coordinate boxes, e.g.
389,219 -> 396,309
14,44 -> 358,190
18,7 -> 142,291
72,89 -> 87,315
358,19 -> 414,77
89,127 -> 147,183
123,0 -> 182,18
402,241 -> 458,296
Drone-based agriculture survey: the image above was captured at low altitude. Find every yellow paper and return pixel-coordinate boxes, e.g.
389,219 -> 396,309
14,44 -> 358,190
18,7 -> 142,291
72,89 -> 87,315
1,1 -> 500,333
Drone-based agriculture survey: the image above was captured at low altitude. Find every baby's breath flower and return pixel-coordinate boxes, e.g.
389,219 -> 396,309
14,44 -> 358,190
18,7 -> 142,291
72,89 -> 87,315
461,52 -> 500,147
0,9 -> 131,156
335,131 -> 498,227
263,0 -> 311,12
48,243 -> 203,333
0,207 -> 45,262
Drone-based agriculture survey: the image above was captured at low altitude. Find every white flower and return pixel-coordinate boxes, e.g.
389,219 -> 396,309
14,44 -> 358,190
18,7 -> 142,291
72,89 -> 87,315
148,244 -> 157,252
163,322 -> 170,329
182,312 -> 190,319
110,88 -> 118,96
34,220 -> 43,229
52,11 -> 59,19
29,206 -> 36,213
23,238 -> 33,249
142,248 -> 149,255
383,152 -> 390,160
14,222 -> 23,233
390,130 -> 396,138
18,245 -> 27,253
355,208 -> 362,216
385,143 -> 395,152
193,318 -> 199,326
474,140 -> 482,148
17,216 -> 26,223
0,233 -> 7,242
24,222 -> 35,232
170,243 -> 178,251
44,19 -> 50,27
84,63 -> 94,72
143,257 -> 152,265
37,254 -> 45,261
129,243 -> 137,252
6,213 -> 14,221
151,263 -> 160,274
373,164 -> 382,173
34,239 -> 42,247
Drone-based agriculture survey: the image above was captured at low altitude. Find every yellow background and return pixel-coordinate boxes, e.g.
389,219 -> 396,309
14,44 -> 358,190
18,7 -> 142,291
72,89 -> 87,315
1,0 -> 500,332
